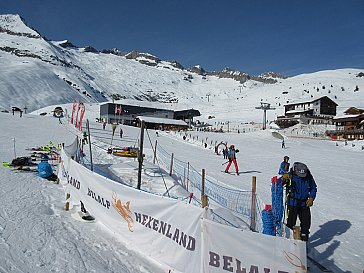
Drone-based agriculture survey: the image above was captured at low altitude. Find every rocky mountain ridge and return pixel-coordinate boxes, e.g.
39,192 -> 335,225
1,13 -> 363,121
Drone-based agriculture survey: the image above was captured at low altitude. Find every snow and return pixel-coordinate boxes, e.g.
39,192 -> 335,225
1,108 -> 364,272
1,13 -> 364,273
333,114 -> 360,119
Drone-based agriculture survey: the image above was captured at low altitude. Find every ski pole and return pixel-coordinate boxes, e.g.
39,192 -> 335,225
222,161 -> 229,165
13,138 -> 16,159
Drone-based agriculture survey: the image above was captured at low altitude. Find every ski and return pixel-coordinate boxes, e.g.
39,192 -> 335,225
2,162 -> 11,168
11,167 -> 38,173
221,171 -> 241,175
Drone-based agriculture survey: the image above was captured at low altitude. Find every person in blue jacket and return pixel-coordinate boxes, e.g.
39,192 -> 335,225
278,156 -> 290,175
38,155 -> 57,181
285,162 -> 317,241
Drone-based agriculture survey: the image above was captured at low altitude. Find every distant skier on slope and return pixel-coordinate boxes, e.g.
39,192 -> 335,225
224,144 -> 239,175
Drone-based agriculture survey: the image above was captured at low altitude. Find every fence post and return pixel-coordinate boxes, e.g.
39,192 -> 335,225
201,169 -> 205,197
293,226 -> 301,240
187,162 -> 190,191
202,195 -> 208,208
169,153 -> 174,176
153,140 -> 157,164
65,193 -> 71,211
201,169 -> 208,208
250,176 -> 256,231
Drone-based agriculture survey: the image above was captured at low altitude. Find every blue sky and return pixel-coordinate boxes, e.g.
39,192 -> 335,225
1,0 -> 364,76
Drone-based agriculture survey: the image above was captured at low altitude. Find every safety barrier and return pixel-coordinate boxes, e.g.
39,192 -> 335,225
155,144 -> 264,232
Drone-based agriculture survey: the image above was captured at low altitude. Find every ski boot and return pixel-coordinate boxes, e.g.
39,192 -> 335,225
300,233 -> 309,242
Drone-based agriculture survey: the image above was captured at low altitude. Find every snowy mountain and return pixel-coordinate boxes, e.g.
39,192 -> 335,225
1,14 -> 363,125
1,13 -> 364,273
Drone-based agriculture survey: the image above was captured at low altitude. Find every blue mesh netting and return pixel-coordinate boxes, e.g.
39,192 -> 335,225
156,144 -> 264,232
271,177 -> 284,236
262,208 -> 275,235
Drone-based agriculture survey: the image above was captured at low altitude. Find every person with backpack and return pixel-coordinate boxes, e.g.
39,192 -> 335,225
285,162 -> 317,241
38,155 -> 57,181
224,144 -> 239,175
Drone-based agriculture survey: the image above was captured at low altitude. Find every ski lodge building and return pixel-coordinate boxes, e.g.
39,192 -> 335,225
99,101 -> 200,130
326,107 -> 364,140
275,96 -> 337,128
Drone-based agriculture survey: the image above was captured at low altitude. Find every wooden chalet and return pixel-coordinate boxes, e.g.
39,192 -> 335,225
276,96 -> 337,128
326,107 -> 364,140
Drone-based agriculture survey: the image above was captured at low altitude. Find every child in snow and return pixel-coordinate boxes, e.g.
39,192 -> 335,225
38,155 -> 57,182
225,145 -> 239,175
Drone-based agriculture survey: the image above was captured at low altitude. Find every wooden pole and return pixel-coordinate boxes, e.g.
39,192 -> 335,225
187,162 -> 190,191
153,140 -> 157,164
201,169 -> 206,197
137,120 -> 145,190
169,153 -> 174,176
293,226 -> 301,240
65,193 -> 70,211
202,195 -> 208,208
86,119 -> 93,171
201,168 -> 208,208
250,176 -> 257,231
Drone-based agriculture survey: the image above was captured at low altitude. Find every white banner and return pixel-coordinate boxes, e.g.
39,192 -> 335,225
58,149 -> 307,273
59,150 -> 203,273
202,218 -> 307,273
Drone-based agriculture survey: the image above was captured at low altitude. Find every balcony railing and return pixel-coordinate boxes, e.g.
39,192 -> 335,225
326,129 -> 364,135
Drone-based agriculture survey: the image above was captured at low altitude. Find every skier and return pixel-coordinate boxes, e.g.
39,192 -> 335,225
224,145 -> 239,175
282,139 -> 285,149
37,155 -> 57,181
120,127 -> 123,138
284,162 -> 317,241
103,122 -> 106,130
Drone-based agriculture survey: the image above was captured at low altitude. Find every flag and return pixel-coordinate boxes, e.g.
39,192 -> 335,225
115,104 -> 121,114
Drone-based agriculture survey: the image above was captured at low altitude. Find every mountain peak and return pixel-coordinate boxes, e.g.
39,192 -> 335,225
0,14 -> 40,38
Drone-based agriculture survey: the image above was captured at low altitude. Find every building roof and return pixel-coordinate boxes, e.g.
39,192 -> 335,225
333,114 -> 364,122
284,96 -> 338,107
344,107 -> 364,115
137,116 -> 188,126
334,114 -> 361,119
100,100 -> 200,115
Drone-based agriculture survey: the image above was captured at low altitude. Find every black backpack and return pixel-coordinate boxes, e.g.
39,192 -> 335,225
11,157 -> 33,166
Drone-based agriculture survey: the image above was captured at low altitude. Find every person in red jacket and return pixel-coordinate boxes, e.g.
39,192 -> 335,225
224,145 -> 239,175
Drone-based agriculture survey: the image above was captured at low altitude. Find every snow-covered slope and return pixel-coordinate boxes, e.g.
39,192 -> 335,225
1,14 -> 363,125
